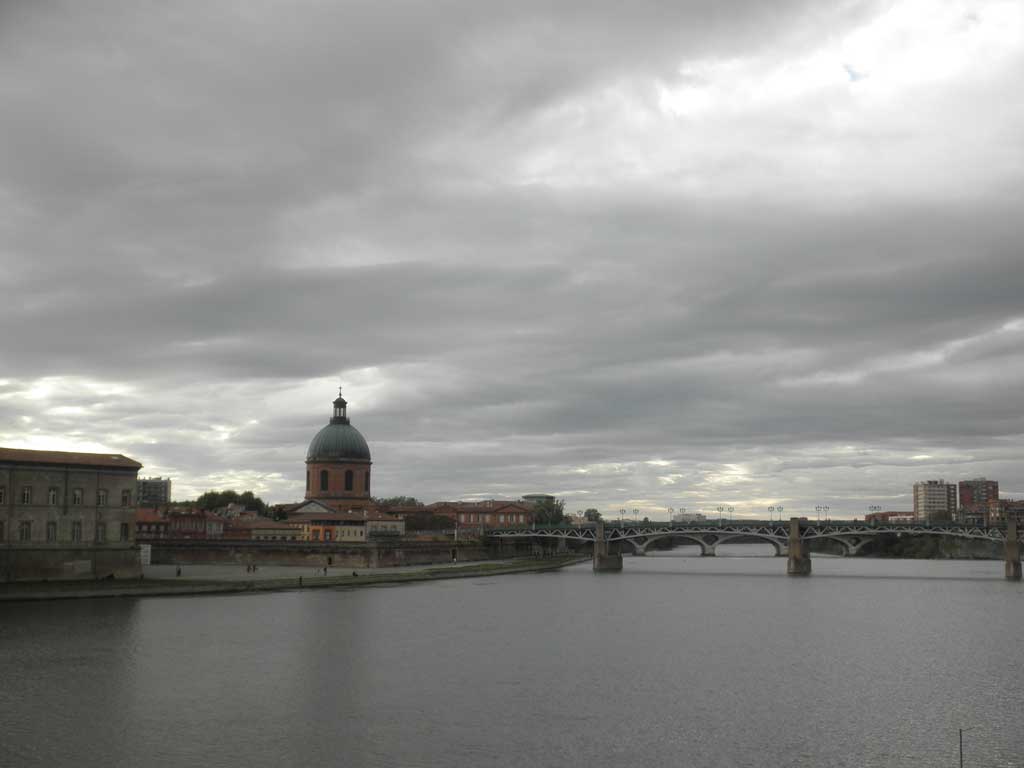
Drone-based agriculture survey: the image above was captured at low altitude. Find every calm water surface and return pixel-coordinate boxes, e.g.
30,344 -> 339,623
2,547 -> 1023,768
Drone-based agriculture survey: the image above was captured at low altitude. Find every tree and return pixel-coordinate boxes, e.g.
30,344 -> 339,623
532,497 -> 566,525
583,508 -> 602,522
192,489 -> 269,517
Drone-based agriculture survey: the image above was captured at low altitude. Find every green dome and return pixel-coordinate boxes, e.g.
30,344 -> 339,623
306,422 -> 371,462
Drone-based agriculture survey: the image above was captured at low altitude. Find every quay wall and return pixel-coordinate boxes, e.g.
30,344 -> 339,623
149,538 -> 538,568
1,545 -> 142,582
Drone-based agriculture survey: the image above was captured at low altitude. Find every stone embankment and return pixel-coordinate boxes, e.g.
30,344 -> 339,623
0,556 -> 589,603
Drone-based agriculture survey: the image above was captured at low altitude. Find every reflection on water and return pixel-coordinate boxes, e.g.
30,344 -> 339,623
2,553 -> 1022,768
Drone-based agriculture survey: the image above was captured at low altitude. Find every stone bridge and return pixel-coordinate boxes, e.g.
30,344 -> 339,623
487,518 -> 1023,580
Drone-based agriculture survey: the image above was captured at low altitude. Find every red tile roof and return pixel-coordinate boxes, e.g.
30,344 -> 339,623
135,510 -> 168,524
0,447 -> 143,469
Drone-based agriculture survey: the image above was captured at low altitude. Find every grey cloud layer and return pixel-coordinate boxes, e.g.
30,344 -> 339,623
2,1 -> 1022,512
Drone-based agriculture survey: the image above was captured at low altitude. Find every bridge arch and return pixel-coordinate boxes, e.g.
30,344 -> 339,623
803,528 -> 1004,557
630,533 -> 716,556
620,531 -> 787,557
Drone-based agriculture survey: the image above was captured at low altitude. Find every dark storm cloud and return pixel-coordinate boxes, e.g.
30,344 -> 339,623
2,0 -> 1022,512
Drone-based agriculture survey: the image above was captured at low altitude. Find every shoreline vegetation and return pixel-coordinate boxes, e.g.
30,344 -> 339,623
0,556 -> 591,603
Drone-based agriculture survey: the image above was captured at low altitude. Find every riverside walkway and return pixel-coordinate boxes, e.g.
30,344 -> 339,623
0,556 -> 588,602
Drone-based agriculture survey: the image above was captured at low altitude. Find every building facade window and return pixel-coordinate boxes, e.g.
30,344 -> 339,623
18,520 -> 32,541
72,488 -> 83,505
121,489 -> 132,507
95,523 -> 106,543
344,470 -> 353,492
97,489 -> 108,506
71,522 -> 82,543
320,470 -> 329,491
46,521 -> 57,542
21,486 -> 32,504
365,471 -> 370,494
120,523 -> 130,542
48,487 -> 59,505
0,486 -> 6,505
306,471 -> 310,491
0,520 -> 4,541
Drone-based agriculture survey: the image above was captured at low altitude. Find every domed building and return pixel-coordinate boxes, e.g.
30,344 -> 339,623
305,389 -> 372,504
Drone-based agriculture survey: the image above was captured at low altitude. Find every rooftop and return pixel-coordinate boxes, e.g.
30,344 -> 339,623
0,447 -> 143,470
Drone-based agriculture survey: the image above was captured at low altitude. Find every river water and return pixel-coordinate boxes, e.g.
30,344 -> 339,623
2,546 -> 1022,768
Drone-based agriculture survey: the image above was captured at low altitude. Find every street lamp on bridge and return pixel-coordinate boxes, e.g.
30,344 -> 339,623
959,726 -> 976,768
768,505 -> 784,522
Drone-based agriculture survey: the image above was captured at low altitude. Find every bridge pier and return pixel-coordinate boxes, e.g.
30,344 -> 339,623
1006,517 -> 1021,582
593,520 -> 622,573
699,541 -> 717,557
787,518 -> 811,576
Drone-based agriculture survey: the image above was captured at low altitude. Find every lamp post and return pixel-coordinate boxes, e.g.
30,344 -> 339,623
633,508 -> 639,524
717,506 -> 724,525
959,726 -> 976,768
619,508 -> 625,526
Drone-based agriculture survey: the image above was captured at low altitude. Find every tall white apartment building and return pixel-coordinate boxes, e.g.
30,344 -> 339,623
913,480 -> 957,522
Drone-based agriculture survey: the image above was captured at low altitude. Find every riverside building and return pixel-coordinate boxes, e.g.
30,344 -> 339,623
0,447 -> 142,581
305,389 -> 373,511
137,476 -> 172,505
296,389 -> 405,535
958,478 -> 999,515
913,480 -> 958,522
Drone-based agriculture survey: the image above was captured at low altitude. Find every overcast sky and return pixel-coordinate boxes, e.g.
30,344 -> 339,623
2,1 -> 1023,518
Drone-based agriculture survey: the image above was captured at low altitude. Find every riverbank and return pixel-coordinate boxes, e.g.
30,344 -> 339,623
0,555 -> 590,602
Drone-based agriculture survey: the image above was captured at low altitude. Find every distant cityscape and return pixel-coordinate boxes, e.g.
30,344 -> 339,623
2,388 -> 1022,584
660,477 -> 1022,527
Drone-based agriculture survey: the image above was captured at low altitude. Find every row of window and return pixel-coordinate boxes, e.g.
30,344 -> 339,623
310,528 -> 365,541
0,486 -> 132,507
458,513 -> 527,524
306,470 -> 371,493
0,520 -> 131,543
